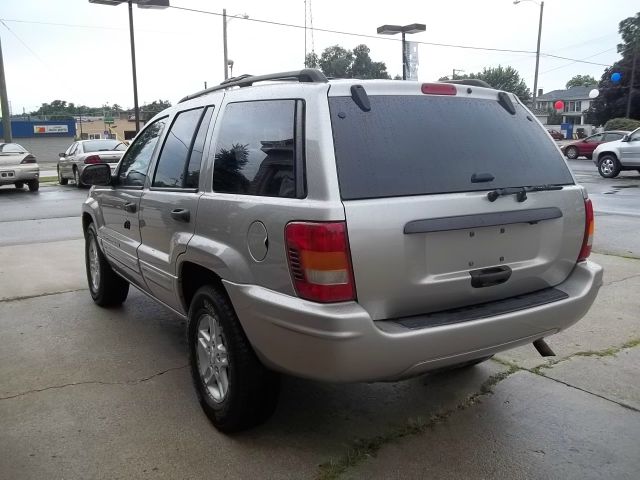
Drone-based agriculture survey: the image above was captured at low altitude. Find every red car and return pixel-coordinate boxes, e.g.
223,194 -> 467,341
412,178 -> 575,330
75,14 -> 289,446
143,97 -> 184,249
561,130 -> 629,160
547,129 -> 564,140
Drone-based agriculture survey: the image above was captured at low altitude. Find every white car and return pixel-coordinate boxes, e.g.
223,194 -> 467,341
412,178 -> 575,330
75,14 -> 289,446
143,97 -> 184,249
0,142 -> 39,192
57,139 -> 127,187
592,127 -> 640,178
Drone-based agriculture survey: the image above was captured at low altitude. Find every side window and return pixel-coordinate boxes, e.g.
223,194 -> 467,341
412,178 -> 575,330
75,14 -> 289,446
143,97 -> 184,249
585,134 -> 603,143
152,108 -> 204,188
3,143 -> 26,153
118,119 -> 166,187
67,143 -> 77,156
603,133 -> 622,142
185,107 -> 214,189
212,100 -> 299,198
629,130 -> 640,142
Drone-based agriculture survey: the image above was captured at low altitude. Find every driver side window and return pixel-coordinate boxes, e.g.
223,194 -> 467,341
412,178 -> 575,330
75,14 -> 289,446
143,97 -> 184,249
630,131 -> 640,142
585,134 -> 603,143
118,119 -> 167,187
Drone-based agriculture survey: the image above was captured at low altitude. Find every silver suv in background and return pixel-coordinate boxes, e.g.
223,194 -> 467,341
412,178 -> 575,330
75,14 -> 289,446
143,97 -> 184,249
80,69 -> 603,432
593,127 -> 640,178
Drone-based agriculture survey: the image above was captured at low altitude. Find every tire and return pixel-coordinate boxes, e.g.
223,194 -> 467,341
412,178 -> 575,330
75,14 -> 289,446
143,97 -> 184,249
27,179 -> 39,192
188,285 -> 280,433
58,166 -> 68,185
14,182 -> 24,189
85,223 -> 129,306
565,146 -> 579,159
597,154 -> 621,178
74,167 -> 84,188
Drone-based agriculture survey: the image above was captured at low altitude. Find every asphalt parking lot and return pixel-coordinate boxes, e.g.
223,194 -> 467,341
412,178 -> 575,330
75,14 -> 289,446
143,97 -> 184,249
1,160 -> 639,479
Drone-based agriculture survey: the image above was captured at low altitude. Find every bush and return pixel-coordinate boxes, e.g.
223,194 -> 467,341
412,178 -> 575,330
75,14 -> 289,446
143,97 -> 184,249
604,117 -> 640,131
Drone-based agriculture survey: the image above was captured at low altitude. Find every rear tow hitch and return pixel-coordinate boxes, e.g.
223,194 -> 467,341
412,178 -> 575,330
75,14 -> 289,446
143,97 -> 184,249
533,338 -> 556,357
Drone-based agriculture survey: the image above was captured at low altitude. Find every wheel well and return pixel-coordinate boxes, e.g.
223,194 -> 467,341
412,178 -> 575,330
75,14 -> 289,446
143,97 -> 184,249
597,151 -> 617,163
82,212 -> 93,233
179,262 -> 226,312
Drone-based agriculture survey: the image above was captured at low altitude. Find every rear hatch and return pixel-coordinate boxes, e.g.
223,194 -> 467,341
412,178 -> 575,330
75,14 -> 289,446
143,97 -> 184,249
329,83 -> 585,321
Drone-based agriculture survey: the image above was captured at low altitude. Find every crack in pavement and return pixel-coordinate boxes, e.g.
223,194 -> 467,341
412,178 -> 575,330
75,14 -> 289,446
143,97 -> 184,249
315,365 -> 520,480
603,273 -> 640,286
318,339 -> 640,480
0,365 -> 188,401
0,288 -> 88,303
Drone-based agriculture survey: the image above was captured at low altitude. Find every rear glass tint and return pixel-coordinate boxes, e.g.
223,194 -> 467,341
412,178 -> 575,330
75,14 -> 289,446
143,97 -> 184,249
329,95 -> 574,200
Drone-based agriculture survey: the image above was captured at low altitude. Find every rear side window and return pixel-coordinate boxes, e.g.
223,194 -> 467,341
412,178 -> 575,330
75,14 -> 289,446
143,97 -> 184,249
212,100 -> 301,198
119,118 -> 166,187
329,95 -> 574,200
153,108 -> 204,188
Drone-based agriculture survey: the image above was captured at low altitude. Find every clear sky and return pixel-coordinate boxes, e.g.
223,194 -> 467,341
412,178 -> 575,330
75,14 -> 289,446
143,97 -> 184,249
0,0 -> 638,113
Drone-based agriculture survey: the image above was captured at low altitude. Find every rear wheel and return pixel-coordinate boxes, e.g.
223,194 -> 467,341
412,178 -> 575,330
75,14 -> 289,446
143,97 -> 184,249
58,166 -> 68,185
188,285 -> 280,433
14,182 -> 24,189
598,154 -> 621,178
565,146 -> 579,159
73,167 -> 84,188
27,180 -> 39,192
85,223 -> 129,306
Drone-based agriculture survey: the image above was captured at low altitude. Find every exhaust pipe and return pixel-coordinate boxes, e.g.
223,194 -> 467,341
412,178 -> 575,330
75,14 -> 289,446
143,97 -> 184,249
533,338 -> 556,357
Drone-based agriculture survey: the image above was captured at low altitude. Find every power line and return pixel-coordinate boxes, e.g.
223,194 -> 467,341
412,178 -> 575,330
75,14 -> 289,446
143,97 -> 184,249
540,48 -> 615,74
0,19 -> 49,68
167,5 -> 537,55
541,53 -> 611,67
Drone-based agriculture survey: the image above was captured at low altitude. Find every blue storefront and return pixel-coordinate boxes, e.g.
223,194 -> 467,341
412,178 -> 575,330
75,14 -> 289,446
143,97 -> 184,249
0,120 -> 76,164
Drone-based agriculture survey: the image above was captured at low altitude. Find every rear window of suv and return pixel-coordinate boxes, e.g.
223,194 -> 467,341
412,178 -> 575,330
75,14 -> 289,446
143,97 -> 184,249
329,95 -> 574,200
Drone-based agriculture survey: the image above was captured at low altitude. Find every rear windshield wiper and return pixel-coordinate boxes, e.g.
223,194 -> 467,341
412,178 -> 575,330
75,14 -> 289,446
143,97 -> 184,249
487,185 -> 564,202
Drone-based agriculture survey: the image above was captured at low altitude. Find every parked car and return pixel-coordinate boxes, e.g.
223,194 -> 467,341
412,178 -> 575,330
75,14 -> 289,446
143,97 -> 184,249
80,70 -> 603,432
57,139 -> 127,187
562,130 -> 629,160
592,127 -> 640,178
0,142 -> 39,192
547,129 -> 564,140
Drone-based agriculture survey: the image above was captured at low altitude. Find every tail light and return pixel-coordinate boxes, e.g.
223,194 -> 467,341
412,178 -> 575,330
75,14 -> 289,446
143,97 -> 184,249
84,155 -> 102,164
421,83 -> 457,95
285,221 -> 356,303
20,155 -> 36,164
577,198 -> 594,262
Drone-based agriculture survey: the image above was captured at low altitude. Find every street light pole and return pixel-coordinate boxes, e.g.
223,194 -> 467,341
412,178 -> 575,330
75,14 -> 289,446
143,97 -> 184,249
223,9 -> 228,80
377,23 -> 426,81
0,33 -> 12,142
127,0 -> 140,132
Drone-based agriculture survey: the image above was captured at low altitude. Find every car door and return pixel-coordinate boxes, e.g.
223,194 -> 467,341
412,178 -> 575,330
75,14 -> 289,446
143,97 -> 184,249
97,118 -> 168,288
138,105 -> 216,309
619,129 -> 640,166
61,143 -> 77,176
581,133 -> 603,156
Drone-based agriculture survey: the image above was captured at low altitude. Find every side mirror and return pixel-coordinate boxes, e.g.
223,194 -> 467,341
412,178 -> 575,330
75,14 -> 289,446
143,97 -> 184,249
59,152 -> 66,158
622,134 -> 630,142
80,164 -> 112,186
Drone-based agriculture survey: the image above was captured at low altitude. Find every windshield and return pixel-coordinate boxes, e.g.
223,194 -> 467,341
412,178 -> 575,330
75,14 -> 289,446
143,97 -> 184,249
329,95 -> 574,200
82,140 -> 126,153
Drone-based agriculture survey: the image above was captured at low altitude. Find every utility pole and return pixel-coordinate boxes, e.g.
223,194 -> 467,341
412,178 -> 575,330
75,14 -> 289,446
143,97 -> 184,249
532,1 -> 544,106
127,0 -> 140,133
223,8 -> 228,80
452,68 -> 464,80
0,33 -> 12,142
626,41 -> 638,119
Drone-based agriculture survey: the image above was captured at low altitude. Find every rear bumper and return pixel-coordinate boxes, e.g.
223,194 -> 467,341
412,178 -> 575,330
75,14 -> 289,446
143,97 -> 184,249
224,260 -> 603,382
0,165 -> 39,185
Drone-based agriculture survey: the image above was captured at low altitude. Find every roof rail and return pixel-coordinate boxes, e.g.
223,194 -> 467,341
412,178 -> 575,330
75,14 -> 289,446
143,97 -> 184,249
179,68 -> 328,103
444,79 -> 493,88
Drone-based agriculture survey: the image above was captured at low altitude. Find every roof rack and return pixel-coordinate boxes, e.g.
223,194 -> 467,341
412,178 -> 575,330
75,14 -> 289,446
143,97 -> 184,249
179,68 -> 328,103
444,79 -> 493,89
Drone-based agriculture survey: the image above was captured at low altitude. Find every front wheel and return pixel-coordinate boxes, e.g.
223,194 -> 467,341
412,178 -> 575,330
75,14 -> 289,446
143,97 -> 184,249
565,146 -> 579,159
598,155 -> 621,178
188,286 -> 280,433
85,223 -> 129,306
58,166 -> 68,185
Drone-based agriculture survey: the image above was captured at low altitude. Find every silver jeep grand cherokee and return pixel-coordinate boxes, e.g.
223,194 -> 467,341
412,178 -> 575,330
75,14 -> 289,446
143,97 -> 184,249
81,69 -> 603,432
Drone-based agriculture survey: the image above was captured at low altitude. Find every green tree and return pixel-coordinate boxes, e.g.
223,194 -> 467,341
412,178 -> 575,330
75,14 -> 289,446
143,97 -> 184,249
588,12 -> 640,124
465,66 -> 532,103
566,75 -> 597,89
305,44 -> 390,79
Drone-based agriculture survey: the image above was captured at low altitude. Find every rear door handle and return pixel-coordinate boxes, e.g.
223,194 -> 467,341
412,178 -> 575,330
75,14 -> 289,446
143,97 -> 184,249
123,202 -> 137,213
470,266 -> 512,288
170,208 -> 191,222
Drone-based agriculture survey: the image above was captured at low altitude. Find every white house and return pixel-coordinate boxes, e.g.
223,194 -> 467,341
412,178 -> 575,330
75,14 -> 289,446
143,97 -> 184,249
535,85 -> 595,125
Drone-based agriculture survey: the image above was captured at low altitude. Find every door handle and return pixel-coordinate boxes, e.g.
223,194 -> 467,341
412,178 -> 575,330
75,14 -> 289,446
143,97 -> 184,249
123,202 -> 137,213
170,208 -> 191,222
470,266 -> 512,288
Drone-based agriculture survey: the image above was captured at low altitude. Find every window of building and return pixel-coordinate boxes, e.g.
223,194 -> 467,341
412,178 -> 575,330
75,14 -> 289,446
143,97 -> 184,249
212,100 -> 300,198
